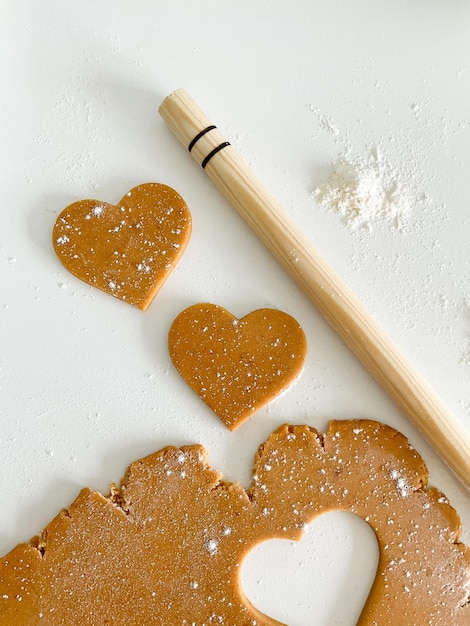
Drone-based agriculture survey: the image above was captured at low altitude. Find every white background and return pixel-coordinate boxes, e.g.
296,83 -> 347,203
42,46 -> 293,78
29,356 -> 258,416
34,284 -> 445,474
1,2 -> 470,624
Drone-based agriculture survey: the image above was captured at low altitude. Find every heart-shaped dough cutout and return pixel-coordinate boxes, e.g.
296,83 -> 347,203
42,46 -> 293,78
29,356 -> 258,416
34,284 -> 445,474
53,182 -> 191,310
168,303 -> 307,430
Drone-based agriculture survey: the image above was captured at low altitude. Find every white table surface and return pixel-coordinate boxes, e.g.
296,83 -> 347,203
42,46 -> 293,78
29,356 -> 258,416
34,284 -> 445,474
1,2 -> 470,624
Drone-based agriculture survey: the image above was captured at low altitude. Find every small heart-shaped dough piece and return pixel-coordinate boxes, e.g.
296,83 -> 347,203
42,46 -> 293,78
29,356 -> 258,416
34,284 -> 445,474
168,304 -> 307,430
53,183 -> 191,310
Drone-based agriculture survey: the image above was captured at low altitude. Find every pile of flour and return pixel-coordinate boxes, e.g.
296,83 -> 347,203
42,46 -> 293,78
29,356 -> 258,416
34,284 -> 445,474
314,148 -> 414,231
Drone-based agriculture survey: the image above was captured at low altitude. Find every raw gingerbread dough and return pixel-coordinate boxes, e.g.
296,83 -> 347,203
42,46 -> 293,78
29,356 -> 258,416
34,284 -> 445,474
1,420 -> 469,625
168,304 -> 307,429
53,183 -> 191,310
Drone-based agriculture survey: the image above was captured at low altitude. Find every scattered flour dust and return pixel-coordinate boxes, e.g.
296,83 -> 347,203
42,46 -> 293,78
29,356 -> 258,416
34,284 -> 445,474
462,340 -> 470,366
314,147 -> 419,231
462,300 -> 470,365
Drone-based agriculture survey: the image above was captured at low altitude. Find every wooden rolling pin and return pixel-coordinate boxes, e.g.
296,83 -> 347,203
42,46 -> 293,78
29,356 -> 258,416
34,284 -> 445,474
159,88 -> 470,489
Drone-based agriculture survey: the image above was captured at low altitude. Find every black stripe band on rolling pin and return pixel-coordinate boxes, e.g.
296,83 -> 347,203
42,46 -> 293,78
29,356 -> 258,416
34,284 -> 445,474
201,142 -> 231,169
187,125 -> 217,152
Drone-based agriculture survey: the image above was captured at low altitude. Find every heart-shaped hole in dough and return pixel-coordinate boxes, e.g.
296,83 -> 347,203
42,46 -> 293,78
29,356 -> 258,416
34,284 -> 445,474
241,511 -> 379,626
